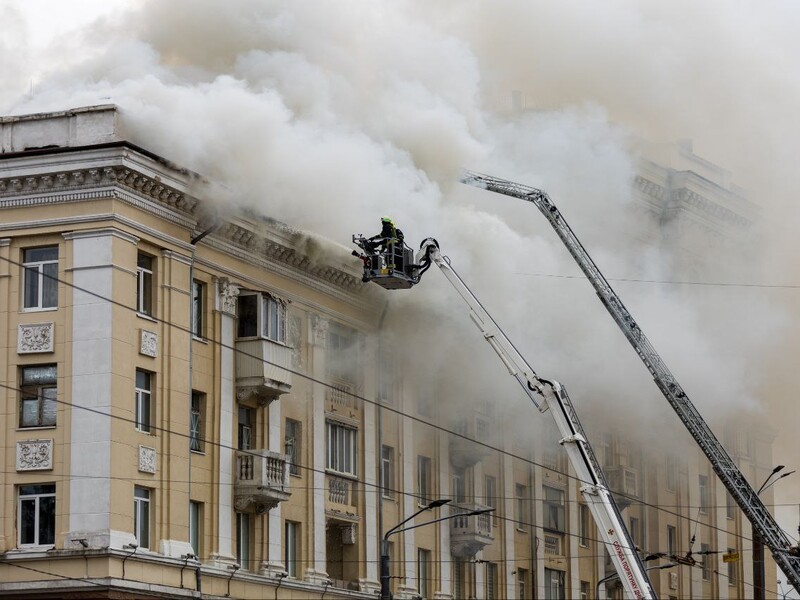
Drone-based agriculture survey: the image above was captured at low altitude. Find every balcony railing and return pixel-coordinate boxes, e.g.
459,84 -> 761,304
544,533 -> 564,555
327,382 -> 357,409
236,338 -> 292,406
327,474 -> 358,507
234,449 -> 291,514
450,503 -> 494,558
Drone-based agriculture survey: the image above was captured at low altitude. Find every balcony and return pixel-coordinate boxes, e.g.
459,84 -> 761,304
450,412 -> 492,469
604,466 -> 639,508
326,474 -> 358,509
236,338 -> 292,406
450,503 -> 494,558
234,450 -> 291,514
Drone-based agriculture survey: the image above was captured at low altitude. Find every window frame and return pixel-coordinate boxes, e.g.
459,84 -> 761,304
285,418 -> 301,476
543,486 -> 565,533
381,445 -> 395,499
191,280 -> 205,338
238,406 -> 253,450
544,567 -> 565,600
285,521 -> 299,578
19,364 -> 57,429
136,252 -> 154,317
189,501 -> 201,556
417,455 -> 431,506
700,542 -> 711,580
236,292 -> 287,344
18,484 -> 56,547
516,483 -> 529,532
236,512 -> 251,570
190,391 -> 205,453
135,369 -> 153,433
579,503 -> 591,547
417,548 -> 430,598
326,421 -> 358,477
698,474 -> 709,514
134,486 -> 151,549
22,246 -> 58,311
486,561 -> 498,600
327,323 -> 356,382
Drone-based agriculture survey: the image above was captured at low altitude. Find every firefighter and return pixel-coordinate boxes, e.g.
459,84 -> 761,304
368,217 -> 398,252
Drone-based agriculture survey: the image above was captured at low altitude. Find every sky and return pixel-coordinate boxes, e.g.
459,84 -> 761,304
4,0 -> 800,592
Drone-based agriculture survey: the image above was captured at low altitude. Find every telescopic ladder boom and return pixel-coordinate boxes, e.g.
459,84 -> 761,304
417,240 -> 656,599
459,169 -> 800,594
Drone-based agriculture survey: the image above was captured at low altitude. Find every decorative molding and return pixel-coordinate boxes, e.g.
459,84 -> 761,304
62,227 -> 139,245
138,445 -> 156,473
140,329 -> 158,358
217,277 -> 240,315
289,315 -> 303,368
311,315 -> 329,347
18,322 -> 54,354
16,439 -> 53,471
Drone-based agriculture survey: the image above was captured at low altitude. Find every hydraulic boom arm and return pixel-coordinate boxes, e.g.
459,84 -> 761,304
415,239 -> 656,599
459,169 -> 800,594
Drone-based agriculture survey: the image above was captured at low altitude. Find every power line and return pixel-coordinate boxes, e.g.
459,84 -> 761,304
513,270 -> 800,290
0,253 -> 774,547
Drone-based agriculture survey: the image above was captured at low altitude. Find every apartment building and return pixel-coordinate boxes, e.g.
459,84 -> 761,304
0,106 -> 778,599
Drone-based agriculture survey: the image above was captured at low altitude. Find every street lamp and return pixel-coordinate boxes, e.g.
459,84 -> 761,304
754,466 -> 795,600
380,499 -> 494,600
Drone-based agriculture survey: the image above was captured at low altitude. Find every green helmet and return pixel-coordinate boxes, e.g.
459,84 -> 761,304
381,216 -> 393,223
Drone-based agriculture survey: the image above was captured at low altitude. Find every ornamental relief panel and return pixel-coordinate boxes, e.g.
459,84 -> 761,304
18,322 -> 54,354
140,329 -> 158,357
138,445 -> 156,474
16,439 -> 53,471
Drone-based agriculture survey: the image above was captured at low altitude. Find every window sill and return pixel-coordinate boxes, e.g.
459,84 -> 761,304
516,528 -> 528,533
382,495 -> 396,502
21,307 -> 58,313
136,313 -> 158,323
135,428 -> 156,436
190,450 -> 206,456
325,469 -> 358,480
192,336 -> 208,344
17,425 -> 57,432
290,472 -> 302,479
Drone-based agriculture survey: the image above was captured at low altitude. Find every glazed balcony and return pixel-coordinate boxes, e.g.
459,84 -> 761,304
236,338 -> 292,406
234,450 -> 291,514
450,503 -> 494,558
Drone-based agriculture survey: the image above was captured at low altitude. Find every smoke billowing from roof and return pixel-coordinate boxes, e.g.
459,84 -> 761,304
5,1 -> 800,508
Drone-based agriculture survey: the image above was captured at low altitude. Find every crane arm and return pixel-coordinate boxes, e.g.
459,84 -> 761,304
459,169 -> 800,594
415,238 -> 656,599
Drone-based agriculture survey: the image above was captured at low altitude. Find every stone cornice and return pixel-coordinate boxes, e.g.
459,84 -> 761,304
0,155 -> 370,304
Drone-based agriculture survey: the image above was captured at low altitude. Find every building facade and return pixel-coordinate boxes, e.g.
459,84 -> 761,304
0,106 -> 778,599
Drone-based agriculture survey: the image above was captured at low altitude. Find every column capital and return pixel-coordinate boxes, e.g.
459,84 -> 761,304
216,277 -> 240,316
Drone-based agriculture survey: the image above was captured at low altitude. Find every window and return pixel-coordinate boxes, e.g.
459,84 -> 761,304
485,476 -> 498,525
579,504 -> 591,547
699,475 -> 709,514
378,353 -> 393,404
381,445 -> 394,498
236,512 -> 251,570
18,484 -> 55,547
580,580 -> 590,600
516,484 -> 529,531
453,467 -> 466,503
326,421 -> 357,476
453,558 -> 465,600
417,456 -> 431,505
134,486 -> 151,549
237,292 -> 287,342
629,516 -> 640,548
417,388 -> 433,417
727,546 -> 737,585
136,253 -> 153,316
486,562 -> 498,600
544,568 -> 565,600
666,455 -> 677,491
285,521 -> 299,577
285,419 -> 300,476
543,486 -> 565,532
327,323 -> 356,382
667,525 -> 677,555
518,568 -> 528,600
189,501 -> 201,556
23,247 -> 58,310
726,491 -> 735,519
700,542 -> 710,580
135,370 -> 152,433
190,391 -> 204,452
238,406 -> 253,450
417,548 -> 430,598
192,280 -> 205,337
19,365 -> 57,428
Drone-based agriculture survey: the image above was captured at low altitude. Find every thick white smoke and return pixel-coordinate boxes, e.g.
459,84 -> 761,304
6,0 -> 800,526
